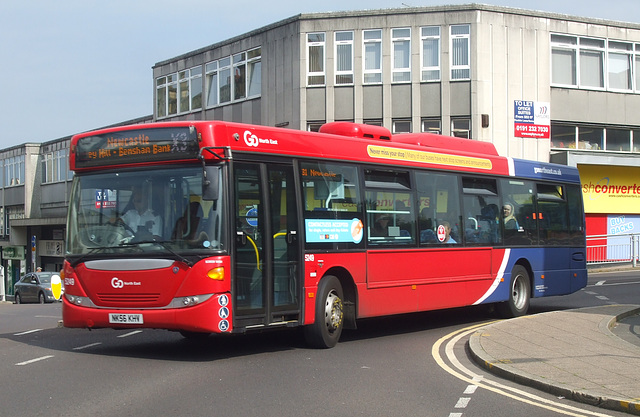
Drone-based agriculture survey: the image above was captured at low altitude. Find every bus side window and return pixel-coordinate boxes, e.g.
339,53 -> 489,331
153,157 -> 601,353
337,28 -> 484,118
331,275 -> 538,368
537,183 -> 570,246
416,172 -> 461,245
364,169 -> 415,245
462,177 -> 500,245
500,178 -> 536,246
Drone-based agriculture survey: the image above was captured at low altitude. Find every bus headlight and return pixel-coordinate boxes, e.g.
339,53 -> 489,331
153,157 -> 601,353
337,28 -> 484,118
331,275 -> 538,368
65,294 -> 87,306
170,294 -> 213,308
183,296 -> 200,306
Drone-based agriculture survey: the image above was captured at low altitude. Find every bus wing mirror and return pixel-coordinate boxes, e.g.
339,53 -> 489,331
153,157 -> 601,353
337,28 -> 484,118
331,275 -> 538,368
202,166 -> 220,201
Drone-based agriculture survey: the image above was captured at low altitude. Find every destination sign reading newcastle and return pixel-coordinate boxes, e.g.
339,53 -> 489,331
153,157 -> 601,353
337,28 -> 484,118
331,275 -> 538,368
74,127 -> 200,168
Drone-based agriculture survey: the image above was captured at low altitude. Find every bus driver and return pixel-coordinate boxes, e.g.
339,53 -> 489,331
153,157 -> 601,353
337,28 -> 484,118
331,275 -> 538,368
120,187 -> 162,240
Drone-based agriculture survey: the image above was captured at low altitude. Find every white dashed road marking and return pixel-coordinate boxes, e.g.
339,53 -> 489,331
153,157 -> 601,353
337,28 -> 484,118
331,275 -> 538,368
16,355 -> 54,366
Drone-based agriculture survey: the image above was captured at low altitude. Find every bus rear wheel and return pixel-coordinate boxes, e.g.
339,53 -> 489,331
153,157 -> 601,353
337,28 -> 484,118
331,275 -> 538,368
304,276 -> 344,349
497,265 -> 530,318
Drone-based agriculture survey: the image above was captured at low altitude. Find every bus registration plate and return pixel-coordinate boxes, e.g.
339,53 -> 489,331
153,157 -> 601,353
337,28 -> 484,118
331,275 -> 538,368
109,313 -> 144,324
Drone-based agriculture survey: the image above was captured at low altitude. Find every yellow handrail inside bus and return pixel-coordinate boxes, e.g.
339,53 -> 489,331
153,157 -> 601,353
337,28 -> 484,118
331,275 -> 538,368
245,234 -> 261,271
243,232 -> 288,272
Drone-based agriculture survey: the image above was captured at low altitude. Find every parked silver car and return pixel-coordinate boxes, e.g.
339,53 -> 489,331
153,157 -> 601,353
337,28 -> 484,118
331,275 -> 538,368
14,272 -> 58,304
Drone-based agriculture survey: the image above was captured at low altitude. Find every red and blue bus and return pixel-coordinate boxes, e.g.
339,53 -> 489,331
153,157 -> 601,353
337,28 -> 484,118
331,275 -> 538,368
62,121 -> 587,347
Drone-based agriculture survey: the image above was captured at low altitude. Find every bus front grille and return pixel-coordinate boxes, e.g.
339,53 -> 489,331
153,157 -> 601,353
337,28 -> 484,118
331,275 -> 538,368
96,293 -> 161,305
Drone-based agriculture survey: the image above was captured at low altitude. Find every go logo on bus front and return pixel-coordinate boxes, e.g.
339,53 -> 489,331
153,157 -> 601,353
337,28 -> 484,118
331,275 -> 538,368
243,130 -> 279,148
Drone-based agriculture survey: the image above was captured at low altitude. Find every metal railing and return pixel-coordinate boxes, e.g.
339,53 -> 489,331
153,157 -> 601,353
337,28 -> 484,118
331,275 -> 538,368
586,233 -> 640,267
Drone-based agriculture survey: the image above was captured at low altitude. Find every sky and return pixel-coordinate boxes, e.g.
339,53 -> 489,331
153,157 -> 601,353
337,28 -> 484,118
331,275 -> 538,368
1,0 -> 639,149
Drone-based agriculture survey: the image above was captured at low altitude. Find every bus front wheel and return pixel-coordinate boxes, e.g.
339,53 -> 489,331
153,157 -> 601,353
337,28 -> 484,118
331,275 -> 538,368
304,276 -> 344,349
497,265 -> 530,318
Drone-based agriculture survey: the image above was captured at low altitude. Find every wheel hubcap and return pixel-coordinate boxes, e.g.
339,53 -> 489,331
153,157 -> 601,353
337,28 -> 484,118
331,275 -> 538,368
512,275 -> 526,310
324,290 -> 343,334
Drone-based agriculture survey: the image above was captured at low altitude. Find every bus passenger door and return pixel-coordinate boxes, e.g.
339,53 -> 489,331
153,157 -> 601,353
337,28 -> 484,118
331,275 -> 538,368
233,162 -> 301,329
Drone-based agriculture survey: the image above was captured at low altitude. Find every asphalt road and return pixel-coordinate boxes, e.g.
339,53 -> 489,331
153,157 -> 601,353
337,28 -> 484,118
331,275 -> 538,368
1,268 -> 638,417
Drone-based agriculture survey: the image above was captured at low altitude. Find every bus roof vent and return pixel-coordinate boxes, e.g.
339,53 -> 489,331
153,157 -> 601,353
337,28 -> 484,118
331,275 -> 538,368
319,122 -> 391,140
391,133 -> 499,156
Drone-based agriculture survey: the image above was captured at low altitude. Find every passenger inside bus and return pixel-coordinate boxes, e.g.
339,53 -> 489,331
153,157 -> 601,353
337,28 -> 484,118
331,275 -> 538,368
371,214 -> 392,237
503,203 -> 519,230
440,221 -> 457,244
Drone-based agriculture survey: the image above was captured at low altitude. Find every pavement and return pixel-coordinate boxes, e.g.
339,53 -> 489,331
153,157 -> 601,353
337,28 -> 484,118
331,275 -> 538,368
469,304 -> 640,415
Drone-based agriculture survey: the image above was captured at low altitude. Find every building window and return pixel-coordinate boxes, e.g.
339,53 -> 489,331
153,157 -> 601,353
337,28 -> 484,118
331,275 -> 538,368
307,122 -> 325,132
450,25 -> 470,80
178,67 -> 202,114
552,123 -> 640,152
233,52 -> 247,100
335,31 -> 354,85
606,128 -> 631,152
364,119 -> 383,126
363,29 -> 382,84
579,126 -> 603,150
203,47 -> 261,108
42,150 -> 68,184
421,118 -> 441,134
608,41 -> 632,91
552,34 -> 640,93
156,77 -> 167,118
421,26 -> 440,82
579,38 -> 605,89
4,155 -> 24,187
451,118 -> 470,138
190,67 -> 203,111
551,35 -> 577,86
392,119 -> 412,133
392,28 -> 411,83
156,74 -> 177,118
307,32 -> 326,86
247,47 -> 262,97
551,124 -> 577,148
635,44 -> 640,92
219,57 -> 232,104
633,129 -> 640,152
205,61 -> 219,107
178,70 -> 190,113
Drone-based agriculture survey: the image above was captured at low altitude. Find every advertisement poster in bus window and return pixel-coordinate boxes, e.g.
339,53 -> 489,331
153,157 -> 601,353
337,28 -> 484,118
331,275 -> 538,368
305,219 -> 363,244
606,215 -> 640,260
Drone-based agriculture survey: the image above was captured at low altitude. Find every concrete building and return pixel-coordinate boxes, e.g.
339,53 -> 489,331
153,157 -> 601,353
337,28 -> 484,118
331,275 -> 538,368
3,3 -> 640,299
153,3 -> 640,258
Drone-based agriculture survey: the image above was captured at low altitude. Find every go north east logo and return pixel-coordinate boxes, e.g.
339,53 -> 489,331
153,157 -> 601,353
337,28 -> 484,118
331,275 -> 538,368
111,278 -> 141,288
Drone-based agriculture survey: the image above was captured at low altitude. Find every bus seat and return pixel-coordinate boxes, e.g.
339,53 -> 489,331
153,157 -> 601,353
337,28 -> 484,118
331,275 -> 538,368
420,229 -> 436,243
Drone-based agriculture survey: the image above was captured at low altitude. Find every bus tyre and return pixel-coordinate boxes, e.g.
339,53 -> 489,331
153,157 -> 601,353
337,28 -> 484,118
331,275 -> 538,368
304,276 -> 344,349
497,265 -> 530,318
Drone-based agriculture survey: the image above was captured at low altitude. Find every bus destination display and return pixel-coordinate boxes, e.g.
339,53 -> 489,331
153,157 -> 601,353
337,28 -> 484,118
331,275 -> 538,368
74,127 -> 200,168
